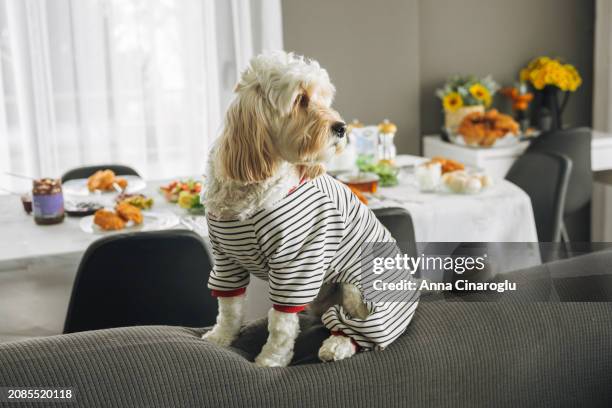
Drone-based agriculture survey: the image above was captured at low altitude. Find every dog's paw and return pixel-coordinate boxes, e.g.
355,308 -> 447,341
318,335 -> 356,362
254,352 -> 292,368
254,347 -> 293,368
202,326 -> 236,347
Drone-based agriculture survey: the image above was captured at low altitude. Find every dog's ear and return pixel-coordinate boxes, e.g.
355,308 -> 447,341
217,94 -> 280,183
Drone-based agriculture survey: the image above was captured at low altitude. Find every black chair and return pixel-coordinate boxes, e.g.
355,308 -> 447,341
62,164 -> 140,182
64,230 -> 217,334
527,127 -> 592,242
372,207 -> 417,258
506,151 -> 572,242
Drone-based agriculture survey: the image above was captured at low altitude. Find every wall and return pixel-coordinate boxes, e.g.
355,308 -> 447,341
282,0 -> 594,154
281,0 -> 421,153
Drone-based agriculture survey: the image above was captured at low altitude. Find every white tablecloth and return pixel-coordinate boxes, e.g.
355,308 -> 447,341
371,172 -> 539,243
0,161 -> 538,342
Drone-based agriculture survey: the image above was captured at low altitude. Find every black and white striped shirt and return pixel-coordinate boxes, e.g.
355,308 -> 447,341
207,174 -> 419,348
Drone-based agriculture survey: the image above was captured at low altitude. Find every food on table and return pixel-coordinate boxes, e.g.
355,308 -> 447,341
93,209 -> 126,230
65,201 -> 104,217
416,162 -> 442,192
177,190 -> 204,212
356,156 -> 399,187
115,202 -> 143,224
457,109 -> 520,147
87,170 -> 128,192
116,193 -> 153,209
428,156 -> 465,174
442,171 -> 493,194
92,201 -> 143,231
160,179 -> 202,203
32,178 -> 65,225
337,172 -> 379,194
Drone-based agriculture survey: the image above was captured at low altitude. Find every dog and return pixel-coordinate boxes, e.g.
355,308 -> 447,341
202,51 -> 419,367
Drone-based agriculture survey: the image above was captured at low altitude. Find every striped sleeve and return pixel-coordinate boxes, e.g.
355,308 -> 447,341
256,190 -> 345,307
206,222 -> 250,293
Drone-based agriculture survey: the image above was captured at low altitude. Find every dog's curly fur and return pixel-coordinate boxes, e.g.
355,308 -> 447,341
202,51 -> 362,366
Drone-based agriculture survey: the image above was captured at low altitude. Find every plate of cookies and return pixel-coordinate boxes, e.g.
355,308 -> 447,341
80,203 -> 179,234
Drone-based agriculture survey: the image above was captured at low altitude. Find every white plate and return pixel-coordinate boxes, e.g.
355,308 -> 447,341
80,211 -> 179,234
63,175 -> 146,197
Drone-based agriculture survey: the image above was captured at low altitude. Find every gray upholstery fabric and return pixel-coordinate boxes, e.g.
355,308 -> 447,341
1,251 -> 612,407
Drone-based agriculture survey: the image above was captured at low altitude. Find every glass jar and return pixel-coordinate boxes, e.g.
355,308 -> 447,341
377,119 -> 397,164
415,162 -> 442,192
32,178 -> 65,225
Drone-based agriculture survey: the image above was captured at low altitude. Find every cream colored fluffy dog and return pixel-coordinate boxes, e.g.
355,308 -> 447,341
202,51 -> 418,367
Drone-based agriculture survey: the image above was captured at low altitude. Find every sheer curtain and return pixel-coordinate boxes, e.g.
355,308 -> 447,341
0,0 -> 283,190
594,0 -> 612,131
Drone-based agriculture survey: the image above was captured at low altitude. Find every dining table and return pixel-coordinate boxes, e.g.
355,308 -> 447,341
0,155 -> 539,343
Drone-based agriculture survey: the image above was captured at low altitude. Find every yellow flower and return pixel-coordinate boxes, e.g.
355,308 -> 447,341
522,57 -> 582,92
443,92 -> 463,112
469,83 -> 490,102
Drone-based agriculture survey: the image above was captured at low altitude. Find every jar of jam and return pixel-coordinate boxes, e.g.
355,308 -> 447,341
32,178 -> 65,225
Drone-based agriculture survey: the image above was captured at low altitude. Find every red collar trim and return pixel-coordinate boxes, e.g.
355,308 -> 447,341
287,176 -> 309,195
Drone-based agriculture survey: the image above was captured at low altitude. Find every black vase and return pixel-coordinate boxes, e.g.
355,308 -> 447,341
530,85 -> 569,131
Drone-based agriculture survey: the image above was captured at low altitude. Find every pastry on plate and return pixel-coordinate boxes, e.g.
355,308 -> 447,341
457,109 -> 519,147
115,202 -> 143,225
93,209 -> 126,230
87,170 -> 129,192
428,156 -> 465,174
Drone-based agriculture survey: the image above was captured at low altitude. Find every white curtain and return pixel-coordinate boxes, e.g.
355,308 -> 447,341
594,0 -> 612,131
0,0 -> 283,191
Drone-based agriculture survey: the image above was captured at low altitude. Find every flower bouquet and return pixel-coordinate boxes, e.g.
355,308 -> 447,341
519,56 -> 582,130
437,75 -> 499,133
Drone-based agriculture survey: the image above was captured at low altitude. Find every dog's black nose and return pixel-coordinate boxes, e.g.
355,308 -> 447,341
332,121 -> 347,138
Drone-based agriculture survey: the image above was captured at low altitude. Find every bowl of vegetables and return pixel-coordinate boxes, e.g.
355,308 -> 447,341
355,156 -> 399,187
160,179 -> 205,214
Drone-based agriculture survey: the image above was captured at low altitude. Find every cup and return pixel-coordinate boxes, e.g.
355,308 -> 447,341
416,162 -> 442,192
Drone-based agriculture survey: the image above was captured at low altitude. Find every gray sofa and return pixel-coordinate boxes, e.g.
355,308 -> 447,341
1,251 -> 612,407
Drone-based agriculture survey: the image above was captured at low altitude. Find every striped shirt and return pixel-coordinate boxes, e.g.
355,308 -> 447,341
207,174 -> 419,349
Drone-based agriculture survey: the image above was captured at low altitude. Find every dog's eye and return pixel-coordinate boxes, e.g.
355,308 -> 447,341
298,93 -> 309,108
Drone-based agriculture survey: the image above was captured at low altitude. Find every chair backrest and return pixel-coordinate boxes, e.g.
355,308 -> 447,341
64,230 -> 216,334
527,127 -> 592,214
506,151 -> 572,242
372,207 -> 417,258
62,164 -> 140,182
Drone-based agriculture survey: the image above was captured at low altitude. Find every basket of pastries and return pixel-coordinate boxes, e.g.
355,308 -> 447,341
451,109 -> 520,148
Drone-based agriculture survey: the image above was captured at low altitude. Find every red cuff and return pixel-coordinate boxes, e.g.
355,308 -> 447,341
211,288 -> 246,297
331,330 -> 360,350
273,304 -> 307,313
